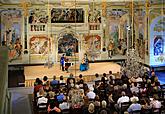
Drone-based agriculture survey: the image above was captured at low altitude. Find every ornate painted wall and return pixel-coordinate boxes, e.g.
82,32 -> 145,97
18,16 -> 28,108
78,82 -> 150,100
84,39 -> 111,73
0,1 -> 163,66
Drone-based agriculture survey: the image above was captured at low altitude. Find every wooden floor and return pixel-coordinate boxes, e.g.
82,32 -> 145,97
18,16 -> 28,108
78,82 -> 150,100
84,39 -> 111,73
24,62 -> 121,80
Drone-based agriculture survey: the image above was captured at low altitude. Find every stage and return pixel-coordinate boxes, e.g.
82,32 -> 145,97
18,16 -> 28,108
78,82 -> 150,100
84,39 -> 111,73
24,62 -> 121,80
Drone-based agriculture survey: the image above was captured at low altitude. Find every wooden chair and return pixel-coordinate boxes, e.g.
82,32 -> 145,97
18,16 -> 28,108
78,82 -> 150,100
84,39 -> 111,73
37,103 -> 48,114
61,109 -> 70,114
130,110 -> 141,114
141,108 -> 152,114
120,102 -> 131,114
152,108 -> 161,114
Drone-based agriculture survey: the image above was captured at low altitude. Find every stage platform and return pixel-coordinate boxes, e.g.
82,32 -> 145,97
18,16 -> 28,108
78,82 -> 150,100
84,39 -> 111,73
24,62 -> 121,80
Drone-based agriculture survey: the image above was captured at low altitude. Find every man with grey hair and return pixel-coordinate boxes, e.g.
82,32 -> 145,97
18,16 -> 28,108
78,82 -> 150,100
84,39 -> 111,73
98,100 -> 110,114
115,91 -> 129,111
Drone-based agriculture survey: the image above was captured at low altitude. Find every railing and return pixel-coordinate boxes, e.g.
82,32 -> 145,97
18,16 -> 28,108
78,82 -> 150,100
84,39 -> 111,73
89,23 -> 101,30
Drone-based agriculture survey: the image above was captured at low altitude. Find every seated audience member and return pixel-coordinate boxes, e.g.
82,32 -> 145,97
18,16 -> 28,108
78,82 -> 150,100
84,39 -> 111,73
37,87 -> 47,98
152,77 -> 160,87
77,74 -> 84,85
43,76 -> 49,85
47,91 -> 61,114
121,71 -> 129,84
34,80 -> 43,96
59,96 -> 70,110
103,73 -> 108,81
93,95 -> 101,113
50,75 -> 59,85
87,103 -> 97,114
127,98 -> 141,113
115,91 -> 129,110
112,86 -> 121,103
93,73 -> 101,82
141,98 -> 152,110
130,92 -> 139,103
130,82 -> 139,94
34,78 -> 41,86
67,73 -> 75,89
43,81 -> 51,93
82,96 -> 90,113
135,75 -> 143,83
86,87 -> 96,100
122,84 -> 132,97
59,75 -> 66,84
108,70 -> 115,80
150,95 -> 161,112
150,71 -> 156,84
57,91 -> 65,103
139,83 -> 147,97
98,100 -> 110,114
37,94 -> 48,108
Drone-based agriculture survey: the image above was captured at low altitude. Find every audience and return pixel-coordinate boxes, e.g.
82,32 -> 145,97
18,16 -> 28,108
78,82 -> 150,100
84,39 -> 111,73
32,69 -> 164,114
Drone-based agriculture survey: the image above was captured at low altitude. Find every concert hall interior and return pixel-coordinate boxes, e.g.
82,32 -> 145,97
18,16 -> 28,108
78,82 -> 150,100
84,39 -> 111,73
0,0 -> 165,114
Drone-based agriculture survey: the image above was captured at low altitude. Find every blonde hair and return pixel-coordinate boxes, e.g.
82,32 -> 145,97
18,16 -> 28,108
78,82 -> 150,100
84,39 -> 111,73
49,91 -> 55,98
88,103 -> 95,113
101,100 -> 107,108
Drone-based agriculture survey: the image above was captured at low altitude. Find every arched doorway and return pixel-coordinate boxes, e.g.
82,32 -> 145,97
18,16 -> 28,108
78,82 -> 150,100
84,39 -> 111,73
57,30 -> 80,63
58,33 -> 78,56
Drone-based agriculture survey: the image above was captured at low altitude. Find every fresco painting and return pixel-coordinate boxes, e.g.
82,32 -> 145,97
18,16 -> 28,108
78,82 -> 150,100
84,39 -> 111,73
150,16 -> 165,67
29,9 -> 48,24
0,9 -> 22,62
58,34 -> 78,56
84,35 -> 101,60
30,35 -> 50,55
51,8 -> 84,23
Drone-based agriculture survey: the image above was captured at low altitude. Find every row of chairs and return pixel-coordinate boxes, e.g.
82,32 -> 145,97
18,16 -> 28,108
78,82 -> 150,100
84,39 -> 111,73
120,102 -> 164,114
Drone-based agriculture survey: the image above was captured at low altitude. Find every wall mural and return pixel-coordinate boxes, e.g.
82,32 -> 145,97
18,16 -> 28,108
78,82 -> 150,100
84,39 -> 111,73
28,8 -> 48,31
88,8 -> 101,30
29,9 -> 48,24
51,8 -> 84,23
0,9 -> 22,63
30,35 -> 50,55
150,16 -> 165,67
108,9 -> 128,56
84,34 -> 101,60
135,10 -> 146,59
58,33 -> 78,56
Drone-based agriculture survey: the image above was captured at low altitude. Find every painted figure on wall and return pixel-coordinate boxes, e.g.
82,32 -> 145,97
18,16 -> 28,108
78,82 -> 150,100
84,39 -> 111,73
30,36 -> 50,55
28,9 -> 48,32
58,34 -> 78,56
154,35 -> 164,56
88,9 -> 101,23
0,9 -> 22,62
85,35 -> 101,61
51,8 -> 84,23
110,25 -> 119,51
28,9 -> 48,24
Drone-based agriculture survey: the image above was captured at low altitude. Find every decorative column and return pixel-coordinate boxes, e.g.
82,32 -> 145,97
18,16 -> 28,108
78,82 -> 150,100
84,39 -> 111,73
101,0 -> 107,51
145,0 -> 150,56
20,1 -> 31,63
